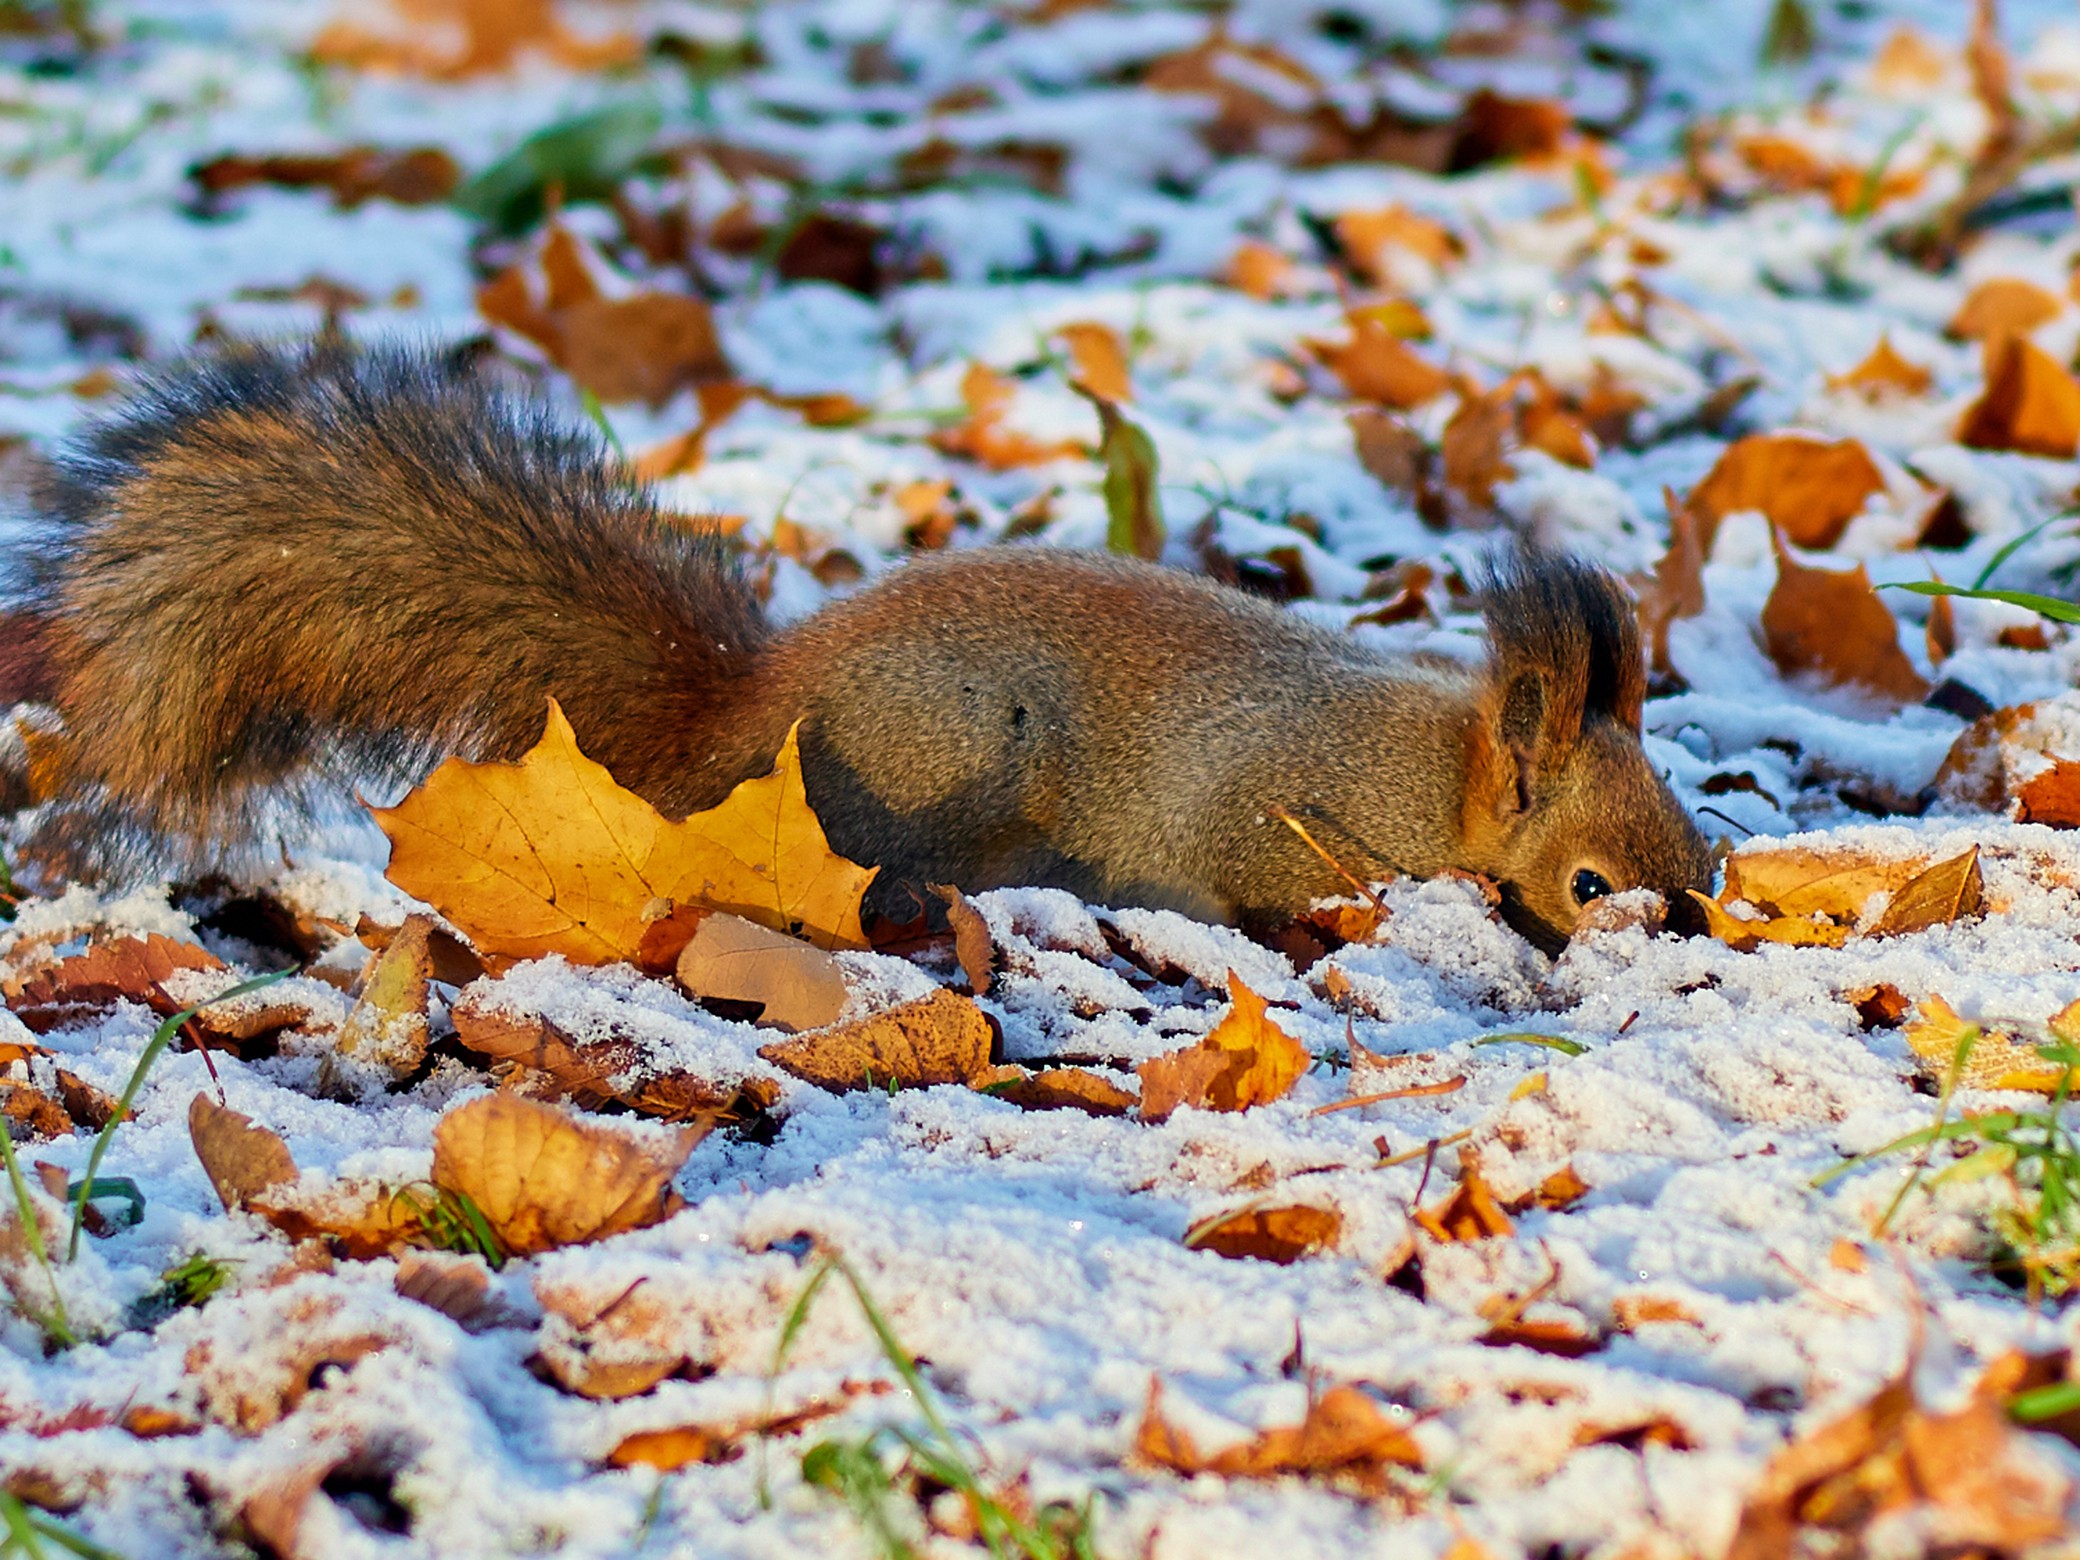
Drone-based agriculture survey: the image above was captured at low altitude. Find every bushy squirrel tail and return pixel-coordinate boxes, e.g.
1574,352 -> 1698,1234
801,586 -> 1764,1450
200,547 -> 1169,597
20,339 -> 769,877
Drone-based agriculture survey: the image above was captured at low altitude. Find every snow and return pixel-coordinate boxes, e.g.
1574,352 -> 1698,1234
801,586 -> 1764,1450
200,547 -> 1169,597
5,2 -> 2080,1557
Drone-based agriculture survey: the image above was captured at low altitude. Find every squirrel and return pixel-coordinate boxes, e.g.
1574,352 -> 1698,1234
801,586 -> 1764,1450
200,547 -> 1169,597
10,341 -> 1713,951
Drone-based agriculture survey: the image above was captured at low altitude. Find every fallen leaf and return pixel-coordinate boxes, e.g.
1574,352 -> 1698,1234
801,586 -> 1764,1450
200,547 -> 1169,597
1873,25 -> 1950,92
675,912 -> 849,1032
1478,1315 -> 1600,1357
2017,762 -> 2080,827
478,226 -> 727,406
1348,409 -> 1429,497
1135,1381 -> 1422,1484
189,1095 -> 299,1212
310,0 -> 637,80
10,934 -> 223,1033
604,1384 -> 884,1471
1058,322 -> 1132,402
1959,334 -> 2080,457
1761,538 -> 1930,705
1413,1147 -> 1515,1243
334,915 -> 435,1080
928,884 -> 994,995
1689,893 -> 1851,952
1947,277 -> 2063,341
449,987 -> 775,1120
982,1066 -> 1136,1116
1901,995 -> 2071,1094
1638,492 -> 1706,672
1439,383 -> 1516,508
758,988 -> 995,1092
1727,1371 -> 2071,1560
394,1251 -> 498,1330
1517,1163 -> 1590,1212
1081,387 -> 1164,561
1185,1204 -> 1341,1263
1723,850 -> 1925,919
1137,974 -> 1311,1122
430,1094 -> 703,1257
1830,1239 -> 1870,1273
1,1084 -> 71,1141
376,703 -> 875,964
1309,315 -> 1452,409
1334,206 -> 1459,284
1688,434 -> 1887,551
245,1178 -> 438,1260
1611,1293 -> 1701,1330
1868,847 -> 1983,936
932,362 -> 1085,470
192,146 -> 459,208
239,1452 -> 346,1560
1224,240 -> 1294,299
1827,335 -> 1933,399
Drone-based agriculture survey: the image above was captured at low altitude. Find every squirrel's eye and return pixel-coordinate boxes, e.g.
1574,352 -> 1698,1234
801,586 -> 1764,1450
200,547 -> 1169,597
1571,868 -> 1614,907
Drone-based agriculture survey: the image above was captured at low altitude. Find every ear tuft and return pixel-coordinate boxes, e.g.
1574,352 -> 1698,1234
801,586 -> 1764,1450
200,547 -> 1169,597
1479,546 -> 1646,765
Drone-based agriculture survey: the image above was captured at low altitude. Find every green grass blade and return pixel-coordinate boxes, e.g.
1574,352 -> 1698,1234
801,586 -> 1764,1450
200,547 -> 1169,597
0,1125 -> 75,1349
1973,514 -> 2071,590
1471,1033 -> 1588,1056
1881,580 -> 2080,625
2011,1380 -> 2080,1423
68,968 -> 294,1260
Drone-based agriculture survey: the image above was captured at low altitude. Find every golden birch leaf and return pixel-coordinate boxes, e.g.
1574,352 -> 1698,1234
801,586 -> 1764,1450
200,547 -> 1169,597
373,703 -> 875,964
430,1094 -> 704,1257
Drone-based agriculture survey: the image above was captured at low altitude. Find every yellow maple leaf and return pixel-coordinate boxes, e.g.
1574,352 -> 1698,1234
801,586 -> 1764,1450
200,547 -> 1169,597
373,701 -> 875,964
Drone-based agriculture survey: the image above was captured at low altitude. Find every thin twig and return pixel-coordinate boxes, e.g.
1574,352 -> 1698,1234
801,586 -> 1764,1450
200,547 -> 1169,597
1309,1076 -> 1468,1116
1265,805 -> 1389,917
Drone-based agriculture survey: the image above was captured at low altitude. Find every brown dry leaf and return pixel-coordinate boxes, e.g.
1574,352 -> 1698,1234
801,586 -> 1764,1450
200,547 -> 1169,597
631,381 -> 757,481
1439,384 -> 1516,508
1867,847 -> 1983,936
2017,761 -> 2080,827
189,1094 -> 298,1212
1727,1371 -> 2071,1560
1137,973 -> 1311,1123
1413,1147 -> 1515,1243
1224,240 -> 1295,300
1947,277 -> 2063,341
758,989 -> 994,1092
1309,315 -> 1452,409
1873,25 -> 1950,91
983,1066 -> 1136,1117
1723,850 -> 1925,919
478,226 -> 726,407
932,362 -> 1086,469
1688,892 -> 1852,952
430,1094 -> 702,1258
1,1084 -> 71,1141
1761,538 -> 1930,705
448,988 -> 774,1120
604,1384 -> 883,1471
1826,335 -> 1933,399
246,1178 -> 433,1259
928,883 -> 994,995
376,703 -> 875,963
1185,1204 -> 1341,1263
393,1251 -> 498,1330
1959,334 -> 2080,457
1348,409 -> 1428,497
675,912 -> 848,1033
1334,205 -> 1459,285
1136,1381 -> 1422,1484
240,1453 -> 347,1560
1688,433 -> 1887,551
1901,996 -> 2070,1094
10,934 -> 223,1033
1830,1240 -> 1870,1273
310,0 -> 636,80
334,914 -> 434,1079
1611,1293 -> 1701,1330
1638,493 -> 1705,673
1521,1164 -> 1590,1212
1058,322 -> 1132,402
192,147 -> 459,208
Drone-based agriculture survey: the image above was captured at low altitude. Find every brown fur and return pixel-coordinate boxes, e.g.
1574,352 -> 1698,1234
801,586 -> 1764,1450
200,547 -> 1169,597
18,342 -> 1712,948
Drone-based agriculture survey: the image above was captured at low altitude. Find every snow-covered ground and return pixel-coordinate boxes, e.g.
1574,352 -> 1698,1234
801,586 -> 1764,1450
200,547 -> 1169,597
6,3 -> 2080,1556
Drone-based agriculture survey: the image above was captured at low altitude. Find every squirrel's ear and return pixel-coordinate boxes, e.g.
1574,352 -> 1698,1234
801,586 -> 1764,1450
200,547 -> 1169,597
1466,668 -> 1561,824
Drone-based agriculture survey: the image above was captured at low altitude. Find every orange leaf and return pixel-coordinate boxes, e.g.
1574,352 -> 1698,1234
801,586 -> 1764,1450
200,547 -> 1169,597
1440,384 -> 1516,507
1959,334 -> 2080,457
309,0 -> 637,80
931,362 -> 1086,469
1412,1147 -> 1515,1243
1688,433 -> 1886,551
1334,204 -> 1459,285
374,702 -> 876,964
1948,277 -> 2064,342
757,989 -> 995,1092
1135,1381 -> 1422,1482
430,1093 -> 702,1257
1185,1204 -> 1341,1263
983,1066 -> 1136,1117
2017,761 -> 2080,827
1310,317 -> 1451,409
1826,335 -> 1933,399
1872,25 -> 1949,91
1137,973 -> 1310,1122
1057,322 -> 1132,402
1761,539 -> 1930,705
1223,240 -> 1294,299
